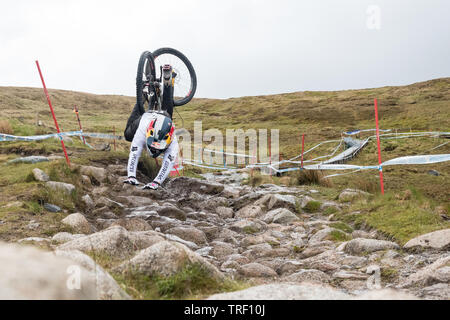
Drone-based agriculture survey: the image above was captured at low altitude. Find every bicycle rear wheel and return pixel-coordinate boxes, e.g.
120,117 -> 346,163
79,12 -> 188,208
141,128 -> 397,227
153,47 -> 197,106
136,51 -> 156,113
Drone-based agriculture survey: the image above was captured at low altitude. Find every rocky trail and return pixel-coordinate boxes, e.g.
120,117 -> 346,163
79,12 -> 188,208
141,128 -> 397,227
1,158 -> 449,300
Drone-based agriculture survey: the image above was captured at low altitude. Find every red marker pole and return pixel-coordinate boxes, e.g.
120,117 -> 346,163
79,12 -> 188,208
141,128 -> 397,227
73,106 -> 86,145
374,98 -> 384,194
301,134 -> 305,169
35,61 -> 71,167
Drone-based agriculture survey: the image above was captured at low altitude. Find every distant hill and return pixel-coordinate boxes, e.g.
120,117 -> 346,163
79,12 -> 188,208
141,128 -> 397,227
0,77 -> 448,157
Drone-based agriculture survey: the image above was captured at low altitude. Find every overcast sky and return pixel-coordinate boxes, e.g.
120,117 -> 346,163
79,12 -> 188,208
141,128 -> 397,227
0,0 -> 449,99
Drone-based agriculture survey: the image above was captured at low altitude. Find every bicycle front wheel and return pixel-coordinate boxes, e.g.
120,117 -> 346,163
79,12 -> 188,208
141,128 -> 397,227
153,47 -> 197,106
136,51 -> 156,113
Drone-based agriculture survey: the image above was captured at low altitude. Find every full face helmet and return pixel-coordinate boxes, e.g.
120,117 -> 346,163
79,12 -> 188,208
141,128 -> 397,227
145,112 -> 175,158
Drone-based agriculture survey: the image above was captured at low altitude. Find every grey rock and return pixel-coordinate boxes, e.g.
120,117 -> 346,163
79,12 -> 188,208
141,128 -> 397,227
332,270 -> 369,280
157,204 -> 187,221
215,206 -> 234,219
57,226 -> 153,259
285,269 -> 331,283
164,234 -> 199,250
309,228 -> 345,244
263,208 -> 299,225
229,219 -> 266,234
345,238 -> 399,255
211,241 -> 237,260
46,181 -> 76,195
166,226 -> 208,246
207,283 -> 350,300
8,156 -> 49,164
0,242 -> 126,299
238,263 -> 277,278
235,204 -> 264,219
167,177 -> 224,195
111,218 -> 152,232
53,250 -> 130,300
44,203 -> 61,213
52,232 -> 85,244
81,195 -> 95,210
427,170 -> 440,176
338,189 -> 371,202
400,255 -> 450,287
116,240 -> 223,279
255,194 -> 298,211
419,283 -> 450,300
80,165 -> 107,183
404,229 -> 450,251
32,168 -> 49,182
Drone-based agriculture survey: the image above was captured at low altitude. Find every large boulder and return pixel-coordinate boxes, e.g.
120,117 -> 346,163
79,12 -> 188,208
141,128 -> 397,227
116,240 -> 223,279
400,255 -> 450,288
61,213 -> 93,234
404,229 -> 450,251
57,226 -> 158,259
52,250 -> 130,300
208,283 -> 350,300
344,238 -> 399,255
0,242 -> 126,299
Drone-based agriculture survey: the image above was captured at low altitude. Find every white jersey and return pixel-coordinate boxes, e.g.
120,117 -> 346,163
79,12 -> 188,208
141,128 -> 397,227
127,112 -> 179,185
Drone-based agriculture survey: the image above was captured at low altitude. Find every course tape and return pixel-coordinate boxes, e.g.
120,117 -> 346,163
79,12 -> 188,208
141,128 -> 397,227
0,131 -> 123,142
273,154 -> 450,174
344,129 -> 391,135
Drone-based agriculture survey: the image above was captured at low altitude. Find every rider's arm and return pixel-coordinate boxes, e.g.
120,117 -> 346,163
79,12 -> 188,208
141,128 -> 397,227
153,136 -> 179,185
127,114 -> 150,178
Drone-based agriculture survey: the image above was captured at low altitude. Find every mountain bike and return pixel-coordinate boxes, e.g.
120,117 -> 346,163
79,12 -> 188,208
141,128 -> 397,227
136,48 -> 197,115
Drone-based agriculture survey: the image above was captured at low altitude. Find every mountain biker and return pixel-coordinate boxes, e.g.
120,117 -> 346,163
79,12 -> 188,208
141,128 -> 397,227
123,64 -> 177,190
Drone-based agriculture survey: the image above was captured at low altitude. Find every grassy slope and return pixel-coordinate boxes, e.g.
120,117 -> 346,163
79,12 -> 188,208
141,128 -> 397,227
0,78 -> 449,245
1,78 -> 448,197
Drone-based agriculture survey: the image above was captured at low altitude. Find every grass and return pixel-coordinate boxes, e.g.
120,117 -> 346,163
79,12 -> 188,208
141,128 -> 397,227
330,222 -> 354,234
84,250 -> 247,300
303,200 -> 321,213
326,229 -> 352,242
294,170 -> 332,187
333,190 -> 450,245
381,267 -> 399,282
113,263 -> 246,300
